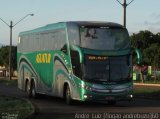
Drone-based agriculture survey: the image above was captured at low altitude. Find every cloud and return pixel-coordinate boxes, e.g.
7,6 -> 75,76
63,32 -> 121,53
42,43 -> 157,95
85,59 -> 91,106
143,13 -> 160,26
143,21 -> 160,33
150,13 -> 160,20
134,20 -> 160,34
143,21 -> 160,26
147,27 -> 160,34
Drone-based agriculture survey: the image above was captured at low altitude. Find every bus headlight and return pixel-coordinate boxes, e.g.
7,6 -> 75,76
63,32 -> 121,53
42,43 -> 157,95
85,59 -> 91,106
79,83 -> 92,91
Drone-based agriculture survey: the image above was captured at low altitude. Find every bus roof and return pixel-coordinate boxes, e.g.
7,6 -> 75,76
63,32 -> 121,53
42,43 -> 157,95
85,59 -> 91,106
19,21 -> 124,36
19,22 -> 66,36
68,21 -> 124,28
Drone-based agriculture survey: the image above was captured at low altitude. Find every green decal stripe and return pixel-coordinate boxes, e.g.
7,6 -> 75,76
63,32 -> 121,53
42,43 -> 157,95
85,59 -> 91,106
19,56 -> 52,92
55,69 -> 69,79
54,56 -> 69,73
19,58 -> 39,79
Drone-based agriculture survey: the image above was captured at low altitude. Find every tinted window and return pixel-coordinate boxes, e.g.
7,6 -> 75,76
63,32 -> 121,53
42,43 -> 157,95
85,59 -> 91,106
18,29 -> 66,52
67,23 -> 80,46
80,28 -> 130,50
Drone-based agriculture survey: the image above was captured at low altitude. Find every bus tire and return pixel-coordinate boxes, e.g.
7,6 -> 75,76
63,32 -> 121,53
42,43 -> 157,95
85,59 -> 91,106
26,80 -> 32,98
31,81 -> 37,98
66,85 -> 73,105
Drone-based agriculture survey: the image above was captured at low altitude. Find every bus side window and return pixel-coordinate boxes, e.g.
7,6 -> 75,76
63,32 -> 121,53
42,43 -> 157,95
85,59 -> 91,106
61,44 -> 67,54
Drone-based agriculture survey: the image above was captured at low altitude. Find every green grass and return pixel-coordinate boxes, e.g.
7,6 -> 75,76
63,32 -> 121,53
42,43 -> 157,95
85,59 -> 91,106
133,85 -> 160,99
0,78 -> 34,119
0,96 -> 34,119
133,80 -> 160,84
133,88 -> 160,94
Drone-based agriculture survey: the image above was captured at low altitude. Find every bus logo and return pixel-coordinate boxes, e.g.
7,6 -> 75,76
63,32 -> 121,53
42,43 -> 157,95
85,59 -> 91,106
36,53 -> 51,63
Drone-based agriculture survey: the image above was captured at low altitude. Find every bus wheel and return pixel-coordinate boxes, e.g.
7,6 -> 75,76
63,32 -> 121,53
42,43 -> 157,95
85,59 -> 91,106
108,100 -> 116,105
31,81 -> 37,98
26,81 -> 32,98
66,85 -> 73,105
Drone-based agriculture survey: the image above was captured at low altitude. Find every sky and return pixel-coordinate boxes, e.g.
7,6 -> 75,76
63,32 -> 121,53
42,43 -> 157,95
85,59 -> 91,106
0,0 -> 160,45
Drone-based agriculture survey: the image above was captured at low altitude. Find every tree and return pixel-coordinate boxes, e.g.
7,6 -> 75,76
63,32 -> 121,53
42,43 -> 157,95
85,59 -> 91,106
0,46 -> 17,70
0,46 -> 9,68
130,30 -> 155,50
143,44 -> 160,66
130,30 -> 160,66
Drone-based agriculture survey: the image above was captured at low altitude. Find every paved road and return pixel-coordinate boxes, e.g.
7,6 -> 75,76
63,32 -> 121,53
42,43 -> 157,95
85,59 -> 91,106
0,81 -> 160,119
31,97 -> 160,119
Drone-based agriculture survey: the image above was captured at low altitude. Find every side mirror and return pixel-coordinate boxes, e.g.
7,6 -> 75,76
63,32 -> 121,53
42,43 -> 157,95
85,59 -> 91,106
71,45 -> 83,63
132,48 -> 142,64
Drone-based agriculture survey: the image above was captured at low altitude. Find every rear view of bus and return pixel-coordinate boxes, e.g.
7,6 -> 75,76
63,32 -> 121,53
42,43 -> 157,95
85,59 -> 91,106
68,22 -> 133,104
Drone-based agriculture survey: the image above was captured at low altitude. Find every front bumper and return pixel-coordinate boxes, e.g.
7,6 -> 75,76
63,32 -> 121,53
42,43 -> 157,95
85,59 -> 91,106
81,90 -> 133,102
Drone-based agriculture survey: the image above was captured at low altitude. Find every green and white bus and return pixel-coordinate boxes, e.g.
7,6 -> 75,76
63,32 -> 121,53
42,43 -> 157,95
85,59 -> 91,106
18,21 -> 135,104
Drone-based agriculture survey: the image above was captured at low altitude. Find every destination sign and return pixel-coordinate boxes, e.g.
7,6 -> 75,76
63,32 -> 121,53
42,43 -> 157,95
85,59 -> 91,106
88,55 -> 108,61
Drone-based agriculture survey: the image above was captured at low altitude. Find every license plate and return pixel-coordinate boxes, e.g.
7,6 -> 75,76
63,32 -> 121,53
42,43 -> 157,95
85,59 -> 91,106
106,96 -> 114,100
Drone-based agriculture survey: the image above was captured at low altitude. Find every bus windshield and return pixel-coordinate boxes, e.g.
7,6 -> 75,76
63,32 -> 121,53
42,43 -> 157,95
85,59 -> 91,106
80,27 -> 130,50
83,55 -> 131,82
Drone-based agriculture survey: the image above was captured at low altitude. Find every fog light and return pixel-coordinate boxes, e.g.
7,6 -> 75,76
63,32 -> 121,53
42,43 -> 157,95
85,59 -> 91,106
130,94 -> 133,98
84,95 -> 88,99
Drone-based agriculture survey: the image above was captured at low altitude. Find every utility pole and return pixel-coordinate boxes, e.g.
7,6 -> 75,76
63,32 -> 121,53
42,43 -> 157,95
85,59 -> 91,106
116,0 -> 134,27
0,14 -> 34,80
9,21 -> 13,81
